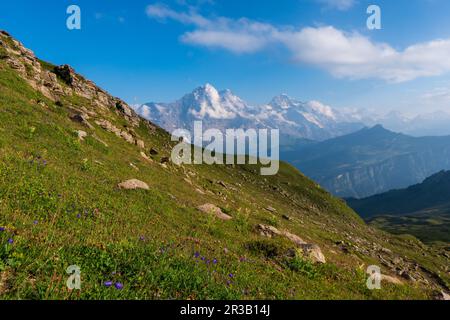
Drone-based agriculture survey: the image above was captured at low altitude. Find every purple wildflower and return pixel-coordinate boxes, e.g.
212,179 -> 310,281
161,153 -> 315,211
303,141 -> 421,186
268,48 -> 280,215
114,282 -> 124,290
201,256 -> 205,261
0,227 -> 5,232
7,238 -> 14,244
33,220 -> 38,225
139,235 -> 145,241
229,273 -> 234,278
76,214 -> 81,218
194,252 -> 200,258
213,259 -> 218,264
104,281 -> 113,287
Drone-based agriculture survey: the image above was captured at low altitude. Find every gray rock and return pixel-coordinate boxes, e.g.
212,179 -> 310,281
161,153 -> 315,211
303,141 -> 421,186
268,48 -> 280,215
197,204 -> 232,221
118,179 -> 149,190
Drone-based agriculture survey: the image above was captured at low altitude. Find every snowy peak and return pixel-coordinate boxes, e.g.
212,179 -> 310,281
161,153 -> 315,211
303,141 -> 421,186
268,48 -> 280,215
269,94 -> 303,110
183,83 -> 247,120
134,85 -> 366,141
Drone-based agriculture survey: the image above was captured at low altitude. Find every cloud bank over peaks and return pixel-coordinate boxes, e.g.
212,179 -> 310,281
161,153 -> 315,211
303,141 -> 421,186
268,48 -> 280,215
146,3 -> 450,82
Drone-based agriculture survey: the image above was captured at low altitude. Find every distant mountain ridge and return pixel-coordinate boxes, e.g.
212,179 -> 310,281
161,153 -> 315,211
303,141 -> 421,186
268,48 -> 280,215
282,125 -> 450,198
347,170 -> 450,218
132,84 -> 365,142
346,171 -> 450,243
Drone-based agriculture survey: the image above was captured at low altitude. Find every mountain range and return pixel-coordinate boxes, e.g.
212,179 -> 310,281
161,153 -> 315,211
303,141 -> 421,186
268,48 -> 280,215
1,30 -> 449,299
282,125 -> 450,198
133,84 -> 365,143
133,84 -> 450,143
346,170 -> 450,243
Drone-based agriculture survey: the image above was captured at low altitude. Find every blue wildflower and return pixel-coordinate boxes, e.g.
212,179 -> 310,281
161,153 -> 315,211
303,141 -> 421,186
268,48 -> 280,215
213,259 -> 218,264
104,281 -> 113,287
194,252 -> 200,258
0,227 -> 5,232
114,282 -> 124,290
7,238 -> 13,244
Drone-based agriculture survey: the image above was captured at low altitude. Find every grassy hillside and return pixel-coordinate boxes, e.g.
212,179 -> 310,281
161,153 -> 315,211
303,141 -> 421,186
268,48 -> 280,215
0,31 -> 449,300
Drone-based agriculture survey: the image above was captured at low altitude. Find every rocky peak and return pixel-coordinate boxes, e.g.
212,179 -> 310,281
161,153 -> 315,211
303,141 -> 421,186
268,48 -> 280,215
0,30 -> 143,127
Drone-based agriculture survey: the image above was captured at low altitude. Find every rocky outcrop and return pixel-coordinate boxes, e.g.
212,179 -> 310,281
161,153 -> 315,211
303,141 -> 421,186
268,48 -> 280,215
0,31 -> 142,128
94,119 -> 143,146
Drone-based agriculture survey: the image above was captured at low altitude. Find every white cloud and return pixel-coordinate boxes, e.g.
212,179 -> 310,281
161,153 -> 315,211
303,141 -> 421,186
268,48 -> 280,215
315,0 -> 356,11
146,4 -> 450,82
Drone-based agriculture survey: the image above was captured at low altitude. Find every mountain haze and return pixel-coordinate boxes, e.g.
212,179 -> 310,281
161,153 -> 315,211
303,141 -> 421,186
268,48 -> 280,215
282,125 -> 450,198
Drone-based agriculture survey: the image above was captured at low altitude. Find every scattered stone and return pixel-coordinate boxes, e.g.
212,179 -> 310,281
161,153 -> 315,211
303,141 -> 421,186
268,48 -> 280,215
149,148 -> 158,155
76,130 -> 87,141
195,188 -> 205,195
197,204 -> 232,221
118,179 -> 149,190
257,224 -> 282,238
120,131 -> 135,144
160,157 -> 170,164
130,163 -> 139,171
136,139 -> 145,149
434,291 -> 450,301
282,215 -> 291,221
140,151 -> 153,162
283,231 -> 307,246
265,206 -> 277,213
381,274 -> 403,285
217,181 -> 227,188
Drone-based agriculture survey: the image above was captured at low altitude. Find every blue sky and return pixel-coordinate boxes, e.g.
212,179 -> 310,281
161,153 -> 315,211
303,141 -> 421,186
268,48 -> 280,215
1,0 -> 450,115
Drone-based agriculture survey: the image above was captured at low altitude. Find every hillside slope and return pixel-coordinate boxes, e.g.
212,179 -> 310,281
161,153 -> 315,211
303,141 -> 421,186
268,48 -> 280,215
0,31 -> 449,300
282,125 -> 450,198
347,171 -> 450,243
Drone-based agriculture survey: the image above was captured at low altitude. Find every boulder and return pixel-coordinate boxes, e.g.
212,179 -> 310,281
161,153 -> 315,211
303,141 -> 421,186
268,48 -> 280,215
118,179 -> 149,190
257,224 -> 326,263
197,204 -> 232,221
257,224 -> 282,238
71,113 -> 93,129
298,244 -> 326,264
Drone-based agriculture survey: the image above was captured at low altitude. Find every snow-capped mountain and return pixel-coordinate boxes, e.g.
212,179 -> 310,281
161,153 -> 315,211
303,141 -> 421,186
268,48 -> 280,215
132,84 -> 365,143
